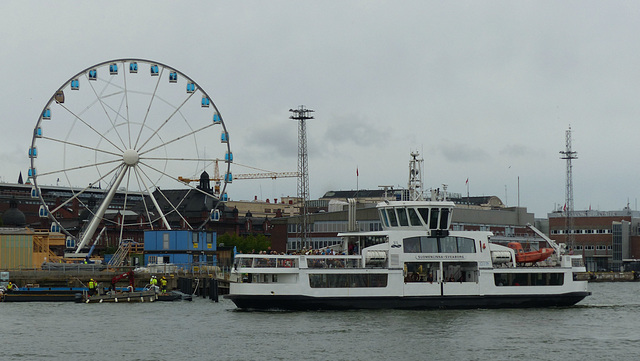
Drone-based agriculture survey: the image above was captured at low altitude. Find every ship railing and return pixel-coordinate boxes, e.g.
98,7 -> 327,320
304,255 -> 361,269
236,255 -> 299,269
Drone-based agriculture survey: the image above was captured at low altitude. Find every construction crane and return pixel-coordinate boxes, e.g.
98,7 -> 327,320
178,160 -> 298,195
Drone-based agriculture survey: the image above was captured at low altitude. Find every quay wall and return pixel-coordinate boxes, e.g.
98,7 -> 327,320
2,269 -> 229,294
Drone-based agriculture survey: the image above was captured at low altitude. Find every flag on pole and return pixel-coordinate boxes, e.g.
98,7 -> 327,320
356,167 -> 359,177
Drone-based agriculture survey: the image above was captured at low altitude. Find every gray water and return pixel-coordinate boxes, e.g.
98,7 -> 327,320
1,282 -> 638,361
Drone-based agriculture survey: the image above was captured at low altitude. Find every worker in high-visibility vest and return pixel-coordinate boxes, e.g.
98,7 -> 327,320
7,281 -> 15,293
150,276 -> 158,292
88,278 -> 97,296
160,276 -> 167,294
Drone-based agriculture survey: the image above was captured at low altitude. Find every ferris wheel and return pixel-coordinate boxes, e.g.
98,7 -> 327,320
29,58 -> 232,251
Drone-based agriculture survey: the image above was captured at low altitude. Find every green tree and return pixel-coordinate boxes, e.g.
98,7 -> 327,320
217,233 -> 271,253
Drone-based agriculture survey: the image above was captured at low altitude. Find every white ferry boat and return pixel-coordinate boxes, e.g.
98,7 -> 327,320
226,155 -> 590,310
226,199 -> 589,310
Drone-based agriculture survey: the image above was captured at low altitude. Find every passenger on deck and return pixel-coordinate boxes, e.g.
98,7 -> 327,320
427,273 -> 434,283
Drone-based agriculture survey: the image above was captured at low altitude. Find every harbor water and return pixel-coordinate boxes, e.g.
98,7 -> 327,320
1,282 -> 638,361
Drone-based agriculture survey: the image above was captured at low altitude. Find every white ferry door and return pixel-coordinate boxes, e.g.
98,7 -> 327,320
403,262 -> 442,297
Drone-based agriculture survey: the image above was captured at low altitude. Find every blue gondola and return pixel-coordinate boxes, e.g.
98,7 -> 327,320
220,131 -> 228,143
221,193 -> 229,202
225,172 -> 233,183
129,62 -> 138,73
28,147 -> 37,158
210,209 -> 221,222
169,71 -> 177,83
213,113 -> 221,124
50,223 -> 60,233
42,109 -> 51,120
71,79 -> 80,90
225,151 -> 233,163
34,127 -> 42,138
109,63 -> 118,75
150,64 -> 159,76
88,69 -> 97,80
30,186 -> 39,198
186,82 -> 196,93
28,168 -> 36,177
38,205 -> 48,218
201,96 -> 210,107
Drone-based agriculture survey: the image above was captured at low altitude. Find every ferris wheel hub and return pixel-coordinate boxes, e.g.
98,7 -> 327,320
123,149 -> 139,166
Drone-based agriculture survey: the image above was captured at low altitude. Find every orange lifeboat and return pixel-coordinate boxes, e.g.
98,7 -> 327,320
507,242 -> 554,263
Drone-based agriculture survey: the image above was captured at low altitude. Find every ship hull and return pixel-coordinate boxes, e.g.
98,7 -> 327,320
226,291 -> 591,311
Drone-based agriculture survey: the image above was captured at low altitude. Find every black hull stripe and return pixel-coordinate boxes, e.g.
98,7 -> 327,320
225,292 -> 591,311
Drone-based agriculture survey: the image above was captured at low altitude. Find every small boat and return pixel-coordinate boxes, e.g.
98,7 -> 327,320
78,290 -> 158,303
507,242 -> 554,264
1,287 -> 83,302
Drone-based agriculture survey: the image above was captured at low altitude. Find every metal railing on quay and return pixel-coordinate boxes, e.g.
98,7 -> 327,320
2,262 -> 233,281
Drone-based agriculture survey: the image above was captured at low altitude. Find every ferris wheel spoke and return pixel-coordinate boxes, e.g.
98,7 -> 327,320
37,158 -> 121,178
56,103 -> 125,153
136,90 -> 198,153
132,168 -> 154,230
122,61 -> 132,149
138,161 -> 221,199
138,122 -> 214,157
48,164 -> 121,216
40,135 -> 121,158
85,73 -> 129,150
133,166 -> 171,230
133,66 -> 165,149
140,156 -> 220,162
117,171 -> 132,241
136,165 -> 194,230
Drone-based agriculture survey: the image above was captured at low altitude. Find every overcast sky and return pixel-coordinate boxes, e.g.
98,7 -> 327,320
2,1 -> 640,218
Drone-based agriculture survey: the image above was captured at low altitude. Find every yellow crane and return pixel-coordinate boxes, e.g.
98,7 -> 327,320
178,160 -> 298,196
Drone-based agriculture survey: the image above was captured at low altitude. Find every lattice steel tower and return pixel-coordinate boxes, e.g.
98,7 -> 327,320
559,126 -> 577,248
290,106 -> 314,250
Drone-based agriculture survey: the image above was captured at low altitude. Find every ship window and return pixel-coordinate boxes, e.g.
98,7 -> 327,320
387,209 -> 398,227
309,274 -> 388,288
404,237 -> 421,253
379,209 -> 390,228
407,208 -> 421,226
443,262 -> 478,283
440,236 -> 457,253
397,208 -> 409,226
440,208 -> 450,229
404,262 -> 440,283
418,208 -> 430,227
494,273 -> 564,286
420,237 -> 439,253
456,237 -> 476,253
429,208 -> 440,230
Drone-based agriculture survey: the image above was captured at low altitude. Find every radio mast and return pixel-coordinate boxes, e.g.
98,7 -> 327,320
290,106 -> 314,250
559,126 -> 577,249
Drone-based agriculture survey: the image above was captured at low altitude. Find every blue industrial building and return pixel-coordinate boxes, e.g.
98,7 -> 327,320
144,230 -> 217,268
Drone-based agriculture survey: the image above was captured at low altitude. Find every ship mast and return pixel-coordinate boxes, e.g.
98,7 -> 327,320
408,151 -> 424,201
